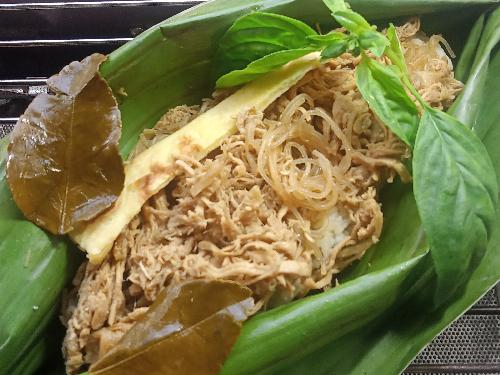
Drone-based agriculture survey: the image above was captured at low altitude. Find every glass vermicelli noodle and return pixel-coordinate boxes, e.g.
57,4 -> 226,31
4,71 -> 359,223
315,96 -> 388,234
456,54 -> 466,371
62,19 -> 464,374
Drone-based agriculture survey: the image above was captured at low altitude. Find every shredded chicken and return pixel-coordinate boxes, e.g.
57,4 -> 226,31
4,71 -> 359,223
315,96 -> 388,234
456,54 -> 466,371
396,18 -> 463,108
62,20 -> 463,373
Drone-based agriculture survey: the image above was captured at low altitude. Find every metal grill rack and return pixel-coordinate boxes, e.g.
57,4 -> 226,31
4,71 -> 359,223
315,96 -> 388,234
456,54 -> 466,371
1,1 -> 499,374
406,286 -> 500,374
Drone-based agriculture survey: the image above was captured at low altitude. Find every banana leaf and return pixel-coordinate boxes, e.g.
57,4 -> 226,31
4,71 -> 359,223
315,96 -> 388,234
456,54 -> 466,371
0,137 -> 82,375
0,1 -> 499,375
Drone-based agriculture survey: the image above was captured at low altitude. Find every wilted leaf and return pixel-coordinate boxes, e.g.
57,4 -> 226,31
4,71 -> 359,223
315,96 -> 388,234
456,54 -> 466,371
89,280 -> 254,375
6,54 -> 124,234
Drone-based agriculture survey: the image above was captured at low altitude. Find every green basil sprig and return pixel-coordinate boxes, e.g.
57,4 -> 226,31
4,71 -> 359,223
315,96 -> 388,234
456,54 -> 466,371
323,0 -> 498,304
331,6 -> 421,146
214,8 -> 386,88
339,4 -> 497,303
413,107 -> 498,303
216,48 -> 317,88
307,31 -> 346,46
358,30 -> 388,57
307,32 -> 352,59
322,0 -> 349,13
324,0 -> 388,57
385,23 -> 409,76
214,0 -> 390,88
214,12 -> 319,88
355,55 -> 419,146
215,0 -> 499,306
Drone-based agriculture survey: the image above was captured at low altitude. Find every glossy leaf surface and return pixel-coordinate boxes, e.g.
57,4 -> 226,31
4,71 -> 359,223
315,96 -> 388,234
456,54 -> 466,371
47,54 -> 107,96
413,107 -> 498,304
214,12 -> 317,79
216,48 -> 316,88
449,5 -> 500,131
6,54 -> 125,234
90,280 -> 253,375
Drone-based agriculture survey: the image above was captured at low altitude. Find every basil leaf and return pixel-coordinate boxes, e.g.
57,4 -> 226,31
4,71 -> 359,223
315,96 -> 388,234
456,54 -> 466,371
215,48 -> 316,88
322,0 -> 349,13
355,54 -> 420,146
358,30 -> 388,57
413,107 -> 498,305
386,24 -> 409,76
333,10 -> 372,35
307,32 -> 347,47
321,39 -> 349,59
214,12 -> 317,78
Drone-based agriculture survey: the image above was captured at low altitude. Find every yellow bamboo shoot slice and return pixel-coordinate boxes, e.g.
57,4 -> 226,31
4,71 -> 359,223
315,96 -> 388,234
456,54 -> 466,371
71,52 -> 321,264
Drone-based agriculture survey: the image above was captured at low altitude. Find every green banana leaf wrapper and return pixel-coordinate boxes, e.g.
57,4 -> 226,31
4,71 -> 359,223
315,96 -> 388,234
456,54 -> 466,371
1,0 -> 499,374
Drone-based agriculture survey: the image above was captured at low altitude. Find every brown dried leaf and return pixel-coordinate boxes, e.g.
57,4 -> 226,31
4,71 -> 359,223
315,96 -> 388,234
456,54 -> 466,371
89,280 -> 254,375
47,53 -> 107,96
6,54 -> 124,234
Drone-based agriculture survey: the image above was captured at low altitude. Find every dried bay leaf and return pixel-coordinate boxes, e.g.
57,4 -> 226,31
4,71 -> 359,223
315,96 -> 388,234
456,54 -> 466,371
89,280 -> 254,375
6,54 -> 124,234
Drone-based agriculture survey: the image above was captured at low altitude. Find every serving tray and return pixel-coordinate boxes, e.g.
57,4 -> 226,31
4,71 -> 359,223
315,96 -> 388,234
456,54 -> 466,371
0,1 -> 499,374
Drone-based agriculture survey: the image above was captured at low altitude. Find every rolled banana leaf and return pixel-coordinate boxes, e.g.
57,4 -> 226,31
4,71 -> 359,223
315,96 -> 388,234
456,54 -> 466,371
0,1 -> 498,375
